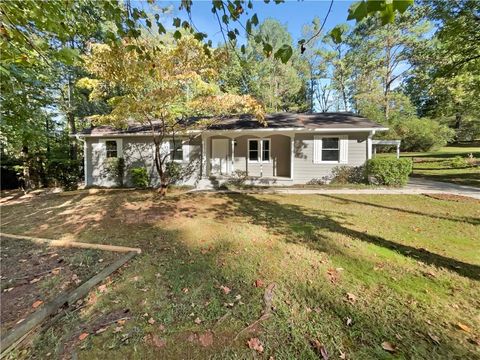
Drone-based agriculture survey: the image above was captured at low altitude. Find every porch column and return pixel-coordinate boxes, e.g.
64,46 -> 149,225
367,130 -> 375,160
259,139 -> 263,177
396,143 -> 400,159
290,135 -> 294,180
230,138 -> 235,174
201,135 -> 207,178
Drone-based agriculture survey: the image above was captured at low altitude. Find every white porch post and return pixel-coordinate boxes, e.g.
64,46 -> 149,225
290,135 -> 294,180
396,144 -> 400,159
230,138 -> 235,174
259,139 -> 263,177
367,130 -> 375,160
201,135 -> 207,178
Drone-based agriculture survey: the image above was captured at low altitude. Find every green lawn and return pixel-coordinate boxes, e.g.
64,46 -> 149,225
381,144 -> 480,187
1,190 -> 479,359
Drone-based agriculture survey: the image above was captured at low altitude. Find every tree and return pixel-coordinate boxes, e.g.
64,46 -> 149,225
81,35 -> 264,194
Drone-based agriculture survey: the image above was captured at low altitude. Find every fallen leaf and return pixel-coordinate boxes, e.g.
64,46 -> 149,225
148,317 -> 155,325
194,317 -> 202,324
30,277 -> 41,284
144,333 -> 166,348
220,285 -> 231,294
326,268 -> 340,284
254,279 -> 264,288
182,287 -> 189,293
51,267 -> 61,275
428,332 -> 440,345
381,341 -> 396,352
247,337 -> 264,353
346,317 -> 353,326
311,339 -> 329,359
198,331 -> 214,347
32,300 -> 43,308
339,351 -> 346,359
235,294 -> 242,301
95,327 -> 108,334
158,324 -> 165,331
78,333 -> 89,341
3,287 -> 14,292
113,326 -> 123,333
456,323 -> 472,333
117,319 -> 126,325
98,284 -> 107,293
346,293 -> 357,304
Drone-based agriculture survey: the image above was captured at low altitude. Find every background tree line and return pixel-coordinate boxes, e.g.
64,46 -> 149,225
1,0 -> 477,190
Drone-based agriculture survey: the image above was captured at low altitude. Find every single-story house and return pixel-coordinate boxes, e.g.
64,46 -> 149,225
77,112 -> 388,188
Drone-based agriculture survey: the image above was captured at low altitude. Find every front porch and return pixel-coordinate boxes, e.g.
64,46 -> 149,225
200,133 -> 294,182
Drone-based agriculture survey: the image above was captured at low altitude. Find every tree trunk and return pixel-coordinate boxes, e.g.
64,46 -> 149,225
21,145 -> 31,191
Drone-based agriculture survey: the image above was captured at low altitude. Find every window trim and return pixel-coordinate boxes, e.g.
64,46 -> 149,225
248,138 -> 271,163
100,138 -> 123,158
313,136 -> 344,164
169,139 -> 185,163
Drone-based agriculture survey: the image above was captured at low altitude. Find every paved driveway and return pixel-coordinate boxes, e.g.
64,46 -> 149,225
269,177 -> 480,199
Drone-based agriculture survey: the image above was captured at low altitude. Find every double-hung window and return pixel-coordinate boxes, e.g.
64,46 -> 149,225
321,137 -> 339,161
106,140 -> 118,158
313,136 -> 348,163
169,140 -> 184,161
248,139 -> 270,162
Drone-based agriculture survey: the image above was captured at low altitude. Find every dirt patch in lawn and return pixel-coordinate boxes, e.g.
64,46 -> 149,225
425,193 -> 480,203
0,237 -> 120,337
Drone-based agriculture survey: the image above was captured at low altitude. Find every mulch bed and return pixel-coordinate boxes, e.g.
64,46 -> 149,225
0,237 -> 119,337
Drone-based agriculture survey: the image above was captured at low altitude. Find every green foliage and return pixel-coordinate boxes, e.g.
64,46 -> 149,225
394,118 -> 455,152
226,170 -> 249,187
331,165 -> 366,184
130,167 -> 149,188
449,156 -> 469,169
105,157 -> 125,187
347,0 -> 414,24
47,159 -> 81,190
165,161 -> 182,185
366,157 -> 412,186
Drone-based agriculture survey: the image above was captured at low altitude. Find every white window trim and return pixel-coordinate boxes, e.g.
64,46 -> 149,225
99,138 -> 123,158
248,138 -> 271,163
313,135 -> 348,164
167,139 -> 188,163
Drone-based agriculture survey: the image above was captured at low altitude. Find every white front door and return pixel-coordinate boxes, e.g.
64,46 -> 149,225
211,139 -> 229,175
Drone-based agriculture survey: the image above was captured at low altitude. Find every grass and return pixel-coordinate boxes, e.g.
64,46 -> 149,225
380,144 -> 480,187
1,189 -> 479,359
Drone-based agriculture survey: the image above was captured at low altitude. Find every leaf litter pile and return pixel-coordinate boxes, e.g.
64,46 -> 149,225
0,237 -> 119,337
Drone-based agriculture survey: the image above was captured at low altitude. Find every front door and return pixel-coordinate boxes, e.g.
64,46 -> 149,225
211,139 -> 229,175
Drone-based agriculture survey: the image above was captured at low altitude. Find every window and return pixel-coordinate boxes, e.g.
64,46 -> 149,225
321,137 -> 339,161
169,140 -> 184,161
106,140 -> 117,158
262,139 -> 270,162
248,139 -> 270,162
248,139 -> 259,161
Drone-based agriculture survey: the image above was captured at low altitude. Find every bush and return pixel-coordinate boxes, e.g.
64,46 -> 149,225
130,167 -> 149,188
450,156 -> 469,168
226,170 -> 249,187
105,157 -> 125,187
394,118 -> 455,152
47,159 -> 82,190
331,166 -> 366,184
366,158 -> 412,186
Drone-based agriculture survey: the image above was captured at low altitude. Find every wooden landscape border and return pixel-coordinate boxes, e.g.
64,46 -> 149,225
0,233 -> 141,357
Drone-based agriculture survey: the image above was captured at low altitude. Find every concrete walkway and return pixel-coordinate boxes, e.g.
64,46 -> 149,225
269,177 -> 480,199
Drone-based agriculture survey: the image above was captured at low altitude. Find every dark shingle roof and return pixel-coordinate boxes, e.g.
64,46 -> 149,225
80,112 -> 386,135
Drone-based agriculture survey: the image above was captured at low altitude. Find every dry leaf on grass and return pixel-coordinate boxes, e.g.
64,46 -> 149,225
381,341 -> 396,352
113,326 -> 123,333
32,300 -> 43,308
78,333 -> 89,341
456,323 -> 472,333
95,327 -> 108,335
247,337 -> 264,353
199,331 -> 214,347
346,317 -> 353,326
30,277 -> 41,284
254,279 -> 264,288
220,285 -> 231,294
98,284 -> 107,293
144,333 -> 166,348
148,317 -> 155,325
182,287 -> 189,293
346,293 -> 357,304
310,339 -> 329,359
194,317 -> 202,324
428,333 -> 440,345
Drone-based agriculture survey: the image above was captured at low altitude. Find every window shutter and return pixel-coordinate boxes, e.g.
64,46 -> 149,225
313,136 -> 322,164
340,135 -> 348,164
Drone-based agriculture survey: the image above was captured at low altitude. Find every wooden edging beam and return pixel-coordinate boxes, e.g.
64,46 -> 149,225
0,251 -> 138,357
0,233 -> 141,254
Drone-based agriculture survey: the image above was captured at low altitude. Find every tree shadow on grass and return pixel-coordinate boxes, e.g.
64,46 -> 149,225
222,193 -> 480,281
323,194 -> 480,226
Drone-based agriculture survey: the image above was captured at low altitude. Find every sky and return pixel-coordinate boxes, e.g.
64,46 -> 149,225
141,0 -> 356,46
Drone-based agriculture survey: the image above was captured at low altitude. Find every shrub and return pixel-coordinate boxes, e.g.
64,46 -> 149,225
105,157 -> 125,187
130,167 -> 149,188
226,170 -> 249,187
394,118 -> 455,152
366,158 -> 412,186
165,161 -> 182,184
450,156 -> 468,168
47,159 -> 82,190
331,165 -> 366,184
